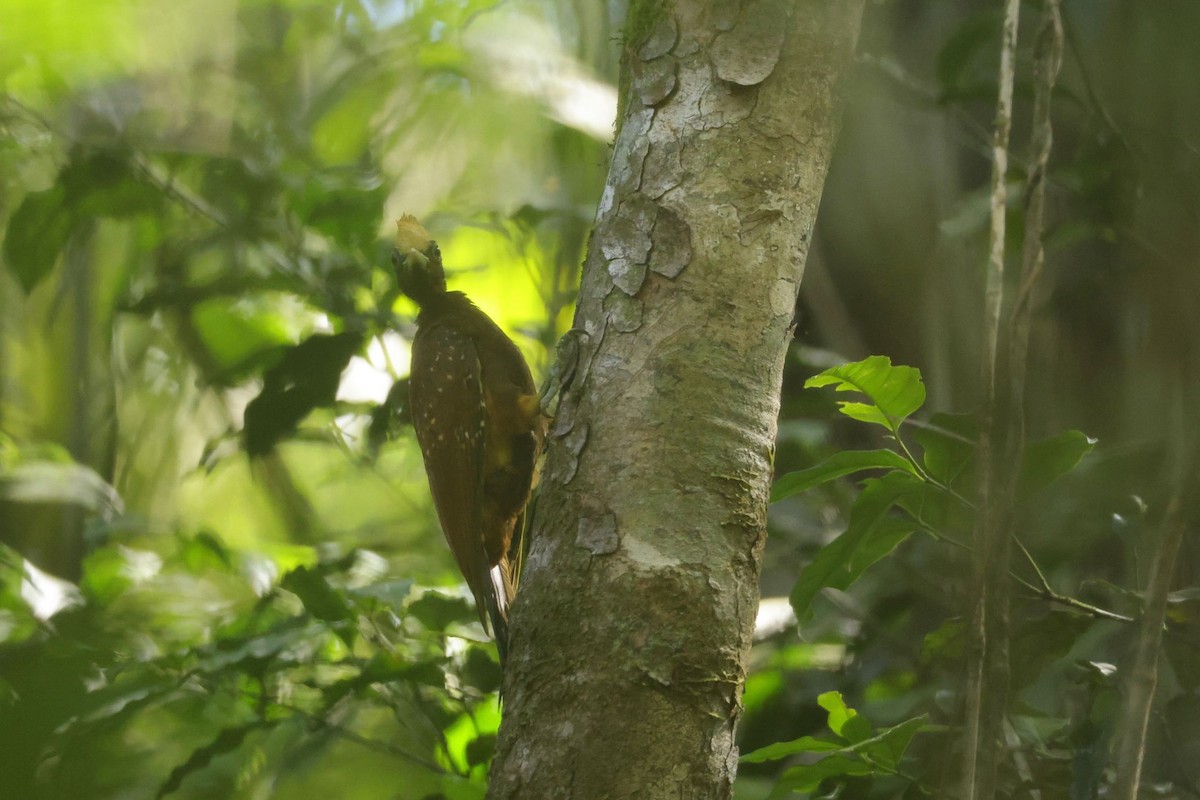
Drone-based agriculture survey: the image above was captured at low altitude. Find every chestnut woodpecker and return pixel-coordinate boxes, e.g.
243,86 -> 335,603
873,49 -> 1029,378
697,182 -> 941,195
392,216 -> 545,663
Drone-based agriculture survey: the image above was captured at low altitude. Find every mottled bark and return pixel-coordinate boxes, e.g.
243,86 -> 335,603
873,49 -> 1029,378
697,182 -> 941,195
487,2 -> 862,798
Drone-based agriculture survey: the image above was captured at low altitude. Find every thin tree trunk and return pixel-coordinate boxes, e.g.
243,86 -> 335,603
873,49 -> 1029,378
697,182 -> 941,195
487,1 -> 863,797
961,0 -> 1023,796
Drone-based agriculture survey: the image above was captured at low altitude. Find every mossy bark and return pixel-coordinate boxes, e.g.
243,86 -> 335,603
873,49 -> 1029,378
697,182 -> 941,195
488,2 -> 863,797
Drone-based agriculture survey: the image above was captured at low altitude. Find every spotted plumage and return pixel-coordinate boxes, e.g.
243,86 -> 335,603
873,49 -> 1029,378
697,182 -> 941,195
393,216 -> 545,664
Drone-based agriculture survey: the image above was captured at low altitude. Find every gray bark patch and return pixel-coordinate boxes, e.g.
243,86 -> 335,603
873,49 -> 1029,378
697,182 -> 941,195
711,0 -> 789,86
604,292 -> 644,332
638,14 -> 678,61
576,511 -> 619,555
637,58 -> 678,107
649,206 -> 692,278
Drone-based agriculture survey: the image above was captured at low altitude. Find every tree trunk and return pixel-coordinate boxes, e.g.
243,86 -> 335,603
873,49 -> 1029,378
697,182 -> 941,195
487,2 -> 863,797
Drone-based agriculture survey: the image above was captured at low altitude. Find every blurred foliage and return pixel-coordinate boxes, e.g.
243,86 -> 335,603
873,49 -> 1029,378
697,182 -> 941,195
3,0 -> 1200,798
752,1 -> 1200,797
1,0 -> 609,796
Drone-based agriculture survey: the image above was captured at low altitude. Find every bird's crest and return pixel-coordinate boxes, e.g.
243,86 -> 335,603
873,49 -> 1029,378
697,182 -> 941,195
395,214 -> 433,253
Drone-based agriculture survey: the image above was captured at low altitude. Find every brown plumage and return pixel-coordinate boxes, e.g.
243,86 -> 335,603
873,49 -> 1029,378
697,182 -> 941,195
392,215 -> 544,663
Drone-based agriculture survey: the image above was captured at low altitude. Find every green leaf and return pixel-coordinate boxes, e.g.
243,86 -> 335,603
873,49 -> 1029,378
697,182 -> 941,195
770,449 -> 918,503
790,472 -> 923,618
3,185 -> 73,293
280,566 -> 356,646
465,733 -> 497,768
408,591 -> 476,632
63,151 -> 161,218
769,755 -> 874,798
913,412 -> 980,488
460,644 -> 502,694
818,691 -> 872,744
1018,429 -> 1095,497
741,736 -> 843,764
804,356 -> 925,434
243,332 -> 363,456
851,715 -> 927,770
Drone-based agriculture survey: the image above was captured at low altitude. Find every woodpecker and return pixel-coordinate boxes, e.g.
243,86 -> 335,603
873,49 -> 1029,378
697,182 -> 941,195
392,215 -> 545,664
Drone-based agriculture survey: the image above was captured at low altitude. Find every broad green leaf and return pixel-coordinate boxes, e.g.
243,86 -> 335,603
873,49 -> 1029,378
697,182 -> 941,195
771,449 -> 918,503
3,185 -> 73,293
769,755 -> 874,798
894,478 -> 960,532
1018,429 -> 1095,497
242,332 -> 363,456
3,154 -> 163,294
804,356 -> 925,434
63,152 -> 161,218
913,412 -> 980,488
460,644 -> 502,694
741,736 -> 843,764
465,732 -> 497,768
280,566 -> 356,646
790,472 -> 923,618
818,691 -> 872,744
409,591 -> 477,632
851,715 -> 927,770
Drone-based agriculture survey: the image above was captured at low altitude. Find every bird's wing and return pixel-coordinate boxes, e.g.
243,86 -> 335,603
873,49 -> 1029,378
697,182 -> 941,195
409,320 -> 490,624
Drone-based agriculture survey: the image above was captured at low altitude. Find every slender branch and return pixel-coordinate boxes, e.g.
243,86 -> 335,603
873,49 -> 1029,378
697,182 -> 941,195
277,701 -> 451,775
979,0 -> 1021,402
919,522 -> 1133,624
1010,0 -> 1064,399
961,2 -> 1022,797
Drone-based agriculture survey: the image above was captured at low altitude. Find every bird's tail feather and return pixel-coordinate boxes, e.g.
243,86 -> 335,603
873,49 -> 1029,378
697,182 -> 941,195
485,560 -> 515,667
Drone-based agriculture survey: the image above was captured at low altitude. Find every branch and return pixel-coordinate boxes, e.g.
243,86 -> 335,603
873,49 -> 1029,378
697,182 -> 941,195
960,0 -> 1022,796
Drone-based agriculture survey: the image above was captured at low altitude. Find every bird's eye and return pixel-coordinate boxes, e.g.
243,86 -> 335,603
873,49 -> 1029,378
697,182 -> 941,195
390,249 -> 402,269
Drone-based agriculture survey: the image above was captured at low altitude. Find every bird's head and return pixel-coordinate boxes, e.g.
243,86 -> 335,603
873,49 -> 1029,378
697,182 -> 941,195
392,215 -> 446,304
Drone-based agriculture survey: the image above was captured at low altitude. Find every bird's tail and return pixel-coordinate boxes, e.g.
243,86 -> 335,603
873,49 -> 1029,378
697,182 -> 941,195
485,558 -> 516,667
